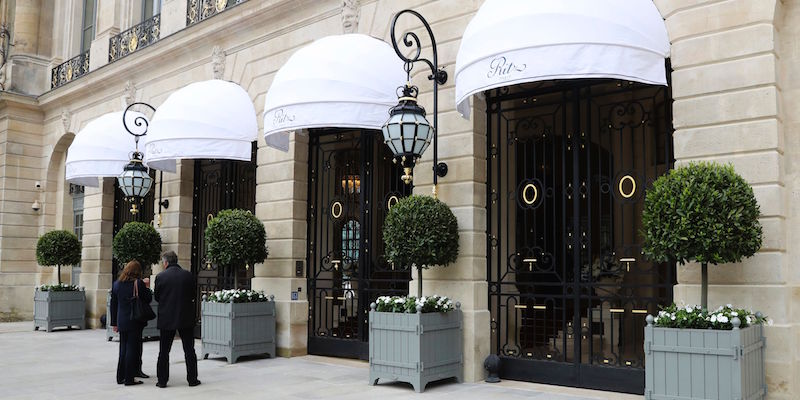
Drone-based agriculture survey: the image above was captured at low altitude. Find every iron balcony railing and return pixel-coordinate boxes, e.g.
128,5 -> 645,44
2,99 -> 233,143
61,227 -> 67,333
109,14 -> 161,62
51,50 -> 90,89
187,0 -> 248,26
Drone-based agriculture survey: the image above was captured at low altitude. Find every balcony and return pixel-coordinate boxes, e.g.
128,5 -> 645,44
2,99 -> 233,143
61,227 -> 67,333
187,0 -> 248,26
109,14 -> 161,62
51,51 -> 90,89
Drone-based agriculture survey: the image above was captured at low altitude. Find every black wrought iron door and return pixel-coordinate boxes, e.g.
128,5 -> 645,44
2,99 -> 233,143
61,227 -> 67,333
191,142 -> 257,329
307,129 -> 411,359
487,80 -> 675,394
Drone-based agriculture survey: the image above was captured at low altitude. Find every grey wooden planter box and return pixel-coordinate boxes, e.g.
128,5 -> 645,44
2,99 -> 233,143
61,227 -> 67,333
368,304 -> 463,393
105,291 -> 160,341
33,288 -> 85,332
200,297 -> 276,364
645,315 -> 766,400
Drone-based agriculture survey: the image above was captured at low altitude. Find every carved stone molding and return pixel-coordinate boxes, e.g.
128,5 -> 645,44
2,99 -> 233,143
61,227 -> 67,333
212,45 -> 226,79
342,0 -> 360,34
61,109 -> 71,133
123,80 -> 137,106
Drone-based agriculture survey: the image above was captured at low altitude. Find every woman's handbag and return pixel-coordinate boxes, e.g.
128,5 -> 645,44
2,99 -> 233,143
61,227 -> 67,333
132,279 -> 156,323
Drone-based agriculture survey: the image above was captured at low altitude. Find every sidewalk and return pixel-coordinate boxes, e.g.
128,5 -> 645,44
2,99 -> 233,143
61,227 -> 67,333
0,322 -> 640,399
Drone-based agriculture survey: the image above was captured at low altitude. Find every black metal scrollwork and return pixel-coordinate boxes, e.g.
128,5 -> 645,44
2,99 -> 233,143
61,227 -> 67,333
187,0 -> 248,26
51,51 -> 90,89
109,14 -> 161,62
389,10 -> 448,185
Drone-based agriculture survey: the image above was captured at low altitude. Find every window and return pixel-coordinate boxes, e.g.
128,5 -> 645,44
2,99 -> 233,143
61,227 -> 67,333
80,0 -> 96,53
143,0 -> 162,20
70,184 -> 85,285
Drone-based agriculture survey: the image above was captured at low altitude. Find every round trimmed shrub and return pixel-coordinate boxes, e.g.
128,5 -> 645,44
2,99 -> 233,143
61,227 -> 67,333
642,162 -> 762,309
383,195 -> 459,297
36,230 -> 81,285
205,209 -> 268,287
113,222 -> 162,274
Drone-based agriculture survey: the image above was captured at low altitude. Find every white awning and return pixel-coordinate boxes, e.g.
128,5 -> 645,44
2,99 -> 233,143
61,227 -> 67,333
455,0 -> 670,118
263,34 -> 406,152
144,79 -> 258,172
65,111 -> 147,187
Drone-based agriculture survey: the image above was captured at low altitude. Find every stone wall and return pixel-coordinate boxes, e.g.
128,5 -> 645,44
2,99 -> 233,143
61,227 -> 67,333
655,0 -> 797,397
0,0 -> 796,396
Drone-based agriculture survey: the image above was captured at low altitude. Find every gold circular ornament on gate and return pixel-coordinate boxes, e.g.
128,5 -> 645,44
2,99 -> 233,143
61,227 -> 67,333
618,175 -> 637,199
331,201 -> 343,219
387,195 -> 399,210
66,65 -> 73,81
129,34 -> 139,52
216,0 -> 228,11
522,183 -> 539,205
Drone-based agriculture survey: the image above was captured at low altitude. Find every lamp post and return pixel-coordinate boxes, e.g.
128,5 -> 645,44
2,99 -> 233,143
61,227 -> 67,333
118,102 -> 155,214
382,10 -> 448,197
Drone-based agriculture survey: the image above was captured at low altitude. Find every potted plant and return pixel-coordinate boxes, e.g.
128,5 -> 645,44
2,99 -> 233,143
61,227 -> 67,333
201,209 -> 272,363
34,230 -> 84,331
204,209 -> 268,289
369,195 -> 461,392
107,221 -> 162,341
642,162 -> 767,400
200,289 -> 276,364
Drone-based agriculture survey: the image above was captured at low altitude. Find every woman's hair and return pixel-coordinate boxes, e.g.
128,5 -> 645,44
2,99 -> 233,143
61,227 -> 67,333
118,260 -> 142,282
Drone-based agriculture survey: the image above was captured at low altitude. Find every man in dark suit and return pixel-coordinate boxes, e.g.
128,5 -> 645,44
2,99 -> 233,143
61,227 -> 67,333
154,250 -> 200,388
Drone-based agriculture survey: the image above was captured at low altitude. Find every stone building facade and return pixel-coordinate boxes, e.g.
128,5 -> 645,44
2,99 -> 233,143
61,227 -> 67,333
0,0 -> 797,397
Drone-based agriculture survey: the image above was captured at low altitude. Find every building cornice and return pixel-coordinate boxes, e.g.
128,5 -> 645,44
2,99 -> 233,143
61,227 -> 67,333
37,0 -> 339,111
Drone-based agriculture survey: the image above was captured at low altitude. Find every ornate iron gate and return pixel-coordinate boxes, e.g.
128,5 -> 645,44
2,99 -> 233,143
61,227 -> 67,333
307,129 -> 411,359
191,142 -> 257,329
487,80 -> 675,394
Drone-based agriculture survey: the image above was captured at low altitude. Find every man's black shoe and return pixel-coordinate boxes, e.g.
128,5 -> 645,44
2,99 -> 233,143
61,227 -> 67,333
188,380 -> 201,387
124,381 -> 143,386
156,382 -> 167,388
136,372 -> 150,378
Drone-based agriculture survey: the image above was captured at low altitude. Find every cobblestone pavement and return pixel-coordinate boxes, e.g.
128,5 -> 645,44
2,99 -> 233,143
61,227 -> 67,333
0,322 -> 641,400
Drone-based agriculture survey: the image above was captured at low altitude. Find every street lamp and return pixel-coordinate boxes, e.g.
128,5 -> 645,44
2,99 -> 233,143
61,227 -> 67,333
382,10 -> 448,196
118,102 -> 155,214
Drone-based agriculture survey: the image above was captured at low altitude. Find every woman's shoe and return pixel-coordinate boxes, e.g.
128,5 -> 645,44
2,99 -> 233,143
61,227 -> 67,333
124,381 -> 144,386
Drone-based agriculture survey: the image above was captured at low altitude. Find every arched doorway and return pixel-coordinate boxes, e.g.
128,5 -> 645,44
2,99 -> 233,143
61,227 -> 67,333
486,78 -> 675,393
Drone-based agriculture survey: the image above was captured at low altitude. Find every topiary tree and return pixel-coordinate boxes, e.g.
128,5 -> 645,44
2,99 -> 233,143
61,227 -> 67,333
642,162 -> 762,310
205,209 -> 268,289
36,230 -> 82,285
112,221 -> 162,276
383,195 -> 459,298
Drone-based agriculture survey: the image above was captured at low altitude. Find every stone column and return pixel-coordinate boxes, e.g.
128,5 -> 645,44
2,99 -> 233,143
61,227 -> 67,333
655,0 -> 794,398
252,133 -> 309,357
88,0 -> 123,71
153,160 -> 195,276
6,0 -> 50,95
79,179 -> 115,328
160,0 -> 188,37
0,94 -> 45,319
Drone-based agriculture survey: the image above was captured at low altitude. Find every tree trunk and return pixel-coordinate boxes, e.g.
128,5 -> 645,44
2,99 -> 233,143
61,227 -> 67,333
417,265 -> 423,298
701,262 -> 708,310
57,265 -> 62,285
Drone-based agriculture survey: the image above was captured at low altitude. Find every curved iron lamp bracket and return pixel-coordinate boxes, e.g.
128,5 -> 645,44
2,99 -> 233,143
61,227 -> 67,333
389,10 -> 448,187
122,102 -> 156,153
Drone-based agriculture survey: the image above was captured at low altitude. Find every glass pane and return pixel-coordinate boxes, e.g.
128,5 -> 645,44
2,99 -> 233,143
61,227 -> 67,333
83,0 -> 95,22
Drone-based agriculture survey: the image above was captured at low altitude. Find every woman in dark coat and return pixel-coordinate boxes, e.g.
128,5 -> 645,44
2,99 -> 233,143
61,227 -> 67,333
111,260 -> 151,386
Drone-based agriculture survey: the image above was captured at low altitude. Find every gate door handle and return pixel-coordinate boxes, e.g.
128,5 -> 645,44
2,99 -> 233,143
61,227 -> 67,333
619,257 -> 635,272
